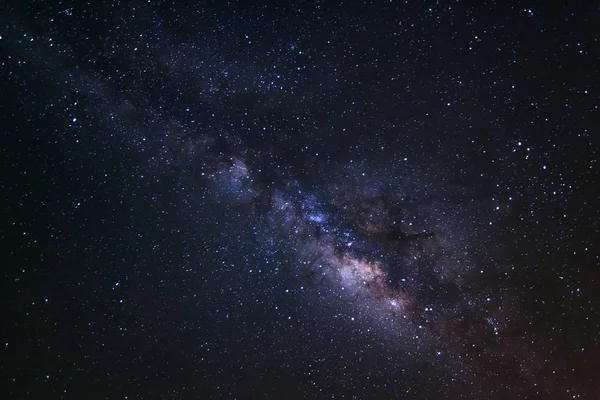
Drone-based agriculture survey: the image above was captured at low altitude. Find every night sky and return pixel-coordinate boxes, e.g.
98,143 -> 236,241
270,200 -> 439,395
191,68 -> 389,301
2,1 -> 600,399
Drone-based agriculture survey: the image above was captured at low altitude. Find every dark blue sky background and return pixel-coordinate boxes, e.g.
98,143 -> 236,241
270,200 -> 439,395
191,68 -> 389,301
1,1 -> 599,399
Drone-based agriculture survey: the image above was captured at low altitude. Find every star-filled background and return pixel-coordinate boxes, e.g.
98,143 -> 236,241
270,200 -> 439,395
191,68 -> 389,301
1,1 -> 599,399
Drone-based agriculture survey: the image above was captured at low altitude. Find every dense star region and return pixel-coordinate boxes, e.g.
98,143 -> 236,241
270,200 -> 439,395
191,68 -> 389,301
1,1 -> 599,399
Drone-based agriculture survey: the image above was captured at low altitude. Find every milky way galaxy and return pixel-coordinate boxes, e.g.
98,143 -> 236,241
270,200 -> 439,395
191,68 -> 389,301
215,157 -> 505,352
